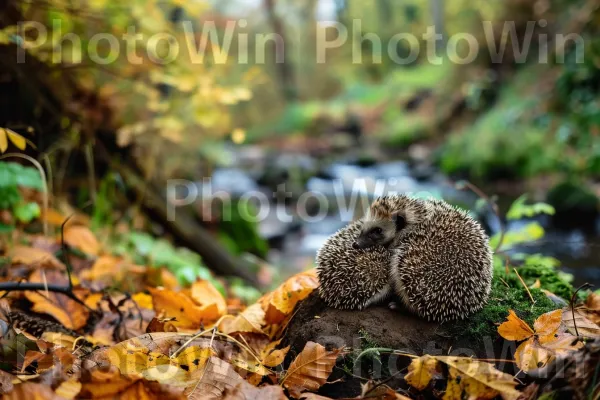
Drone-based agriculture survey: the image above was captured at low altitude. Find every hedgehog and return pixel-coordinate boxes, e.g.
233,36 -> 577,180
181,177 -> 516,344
354,195 -> 494,322
316,220 -> 393,310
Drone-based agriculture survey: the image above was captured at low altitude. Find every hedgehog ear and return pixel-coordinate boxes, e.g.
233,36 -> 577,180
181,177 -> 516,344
392,212 -> 406,231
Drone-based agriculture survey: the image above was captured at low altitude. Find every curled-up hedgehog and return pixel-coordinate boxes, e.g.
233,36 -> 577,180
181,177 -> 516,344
316,220 -> 393,310
354,195 -> 493,322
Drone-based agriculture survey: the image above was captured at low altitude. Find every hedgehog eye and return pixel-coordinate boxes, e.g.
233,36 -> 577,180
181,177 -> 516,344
372,227 -> 383,235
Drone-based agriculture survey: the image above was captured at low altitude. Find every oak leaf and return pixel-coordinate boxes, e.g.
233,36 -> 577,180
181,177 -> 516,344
281,341 -> 345,398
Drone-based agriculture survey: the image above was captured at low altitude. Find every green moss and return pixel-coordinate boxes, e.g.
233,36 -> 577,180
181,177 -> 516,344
518,264 -> 573,300
449,266 -> 561,341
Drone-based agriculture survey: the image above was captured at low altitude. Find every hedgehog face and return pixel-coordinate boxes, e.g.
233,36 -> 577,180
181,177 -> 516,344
353,195 -> 430,250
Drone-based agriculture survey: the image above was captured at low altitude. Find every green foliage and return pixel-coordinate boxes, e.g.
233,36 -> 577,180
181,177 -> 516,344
490,222 -> 545,252
0,162 -> 44,231
217,200 -> 269,259
13,202 -> 41,223
114,231 -> 214,286
506,195 -> 555,220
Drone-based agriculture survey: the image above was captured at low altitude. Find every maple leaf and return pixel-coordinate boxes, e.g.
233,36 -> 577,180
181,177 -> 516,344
498,309 -> 582,371
280,341 -> 345,398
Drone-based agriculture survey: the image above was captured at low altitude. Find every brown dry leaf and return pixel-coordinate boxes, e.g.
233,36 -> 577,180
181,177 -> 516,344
185,356 -> 245,400
64,225 -> 100,256
533,309 -> 562,340
191,280 -> 227,316
219,303 -> 266,335
586,292 -> 600,312
2,382 -> 63,399
24,270 -> 89,330
261,269 -> 319,325
149,287 -> 220,330
497,310 -> 535,341
405,355 -> 441,391
437,357 -> 520,400
9,246 -> 64,269
41,208 -> 66,226
222,381 -> 288,400
281,341 -> 345,398
563,307 -> 600,339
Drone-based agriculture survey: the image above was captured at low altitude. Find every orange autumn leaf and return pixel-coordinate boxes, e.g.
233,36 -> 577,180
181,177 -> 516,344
261,269 -> 318,324
281,341 -> 345,398
148,287 -> 220,329
64,225 -> 100,256
405,355 -> 440,391
191,280 -> 227,316
497,310 -> 535,341
25,270 -> 89,330
533,309 -> 562,340
9,246 -> 64,269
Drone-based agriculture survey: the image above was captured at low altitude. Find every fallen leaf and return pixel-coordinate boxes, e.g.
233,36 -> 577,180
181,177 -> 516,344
191,280 -> 227,316
281,341 -> 345,398
405,355 -> 440,391
55,380 -> 81,399
9,246 -> 64,269
24,270 -> 89,330
149,287 -> 220,330
2,382 -> 63,399
437,356 -> 520,400
64,225 -> 100,256
497,310 -> 535,341
563,307 -> 600,339
185,356 -> 245,400
222,381 -> 287,400
0,370 -> 14,395
261,269 -> 319,325
219,303 -> 265,335
533,309 -> 562,341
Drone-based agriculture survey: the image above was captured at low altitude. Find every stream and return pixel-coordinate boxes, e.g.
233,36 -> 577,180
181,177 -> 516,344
202,144 -> 600,289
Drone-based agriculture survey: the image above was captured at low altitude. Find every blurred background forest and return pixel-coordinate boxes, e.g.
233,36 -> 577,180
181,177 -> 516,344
0,0 -> 599,294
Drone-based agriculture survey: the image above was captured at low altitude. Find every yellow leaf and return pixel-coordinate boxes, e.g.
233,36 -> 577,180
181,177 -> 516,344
0,128 -> 7,153
437,356 -> 520,400
262,344 -> 290,368
191,280 -> 227,316
131,293 -> 154,310
281,341 -> 345,398
219,303 -> 265,335
405,355 -> 439,391
497,310 -> 535,341
6,128 -> 26,150
55,380 -> 82,399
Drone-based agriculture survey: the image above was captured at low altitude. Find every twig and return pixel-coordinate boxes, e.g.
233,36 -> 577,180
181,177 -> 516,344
60,215 -> 76,290
570,283 -> 592,337
513,268 -> 536,305
170,328 -> 214,359
456,180 -> 505,253
0,282 -> 88,308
